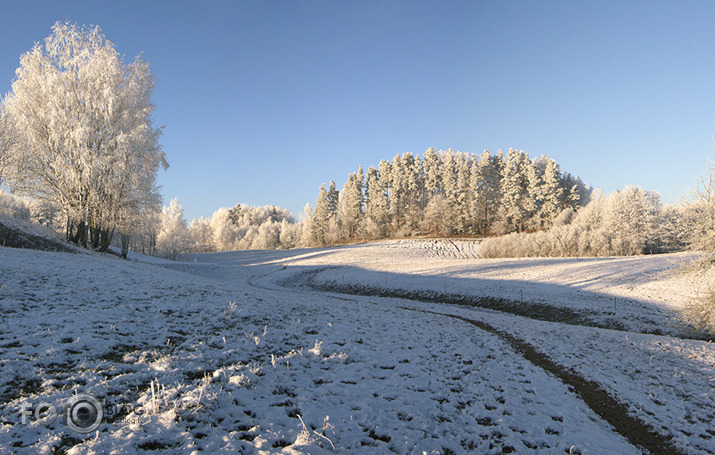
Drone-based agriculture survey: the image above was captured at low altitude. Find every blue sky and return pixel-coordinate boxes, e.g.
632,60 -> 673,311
2,1 -> 715,220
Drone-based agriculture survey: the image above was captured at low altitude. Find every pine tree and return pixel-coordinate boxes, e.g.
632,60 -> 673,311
365,165 -> 388,238
311,184 -> 330,245
540,158 -> 566,228
440,150 -> 461,233
423,147 -> 442,199
499,149 -> 530,233
389,154 -> 406,231
340,171 -> 364,239
401,153 -> 424,230
454,152 -> 471,233
327,181 -> 339,220
525,157 -> 545,230
377,159 -> 393,228
470,150 -> 503,234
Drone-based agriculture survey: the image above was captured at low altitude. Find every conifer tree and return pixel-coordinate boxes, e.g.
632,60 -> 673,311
365,165 -> 388,237
540,158 -> 566,227
311,184 -> 330,245
327,181 -> 339,220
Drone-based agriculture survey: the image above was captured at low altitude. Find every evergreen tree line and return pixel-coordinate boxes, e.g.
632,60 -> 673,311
305,148 -> 591,245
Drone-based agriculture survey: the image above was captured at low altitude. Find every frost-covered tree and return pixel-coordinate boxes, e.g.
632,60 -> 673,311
389,153 -> 406,230
439,150 -> 459,231
157,198 -> 190,260
685,161 -> 715,252
188,217 -> 214,253
340,171 -> 364,240
311,147 -> 587,243
422,193 -> 447,234
252,221 -> 281,249
601,186 -> 661,255
311,184 -> 330,245
525,157 -> 544,230
0,106 -> 18,185
327,181 -> 339,221
498,149 -> 530,233
299,202 -> 314,247
0,190 -> 31,220
278,218 -> 302,249
210,207 -> 238,251
0,22 -> 166,251
469,150 -> 502,233
540,158 -> 566,227
377,159 -> 393,227
402,153 -> 424,230
423,147 -> 442,199
364,165 -> 389,237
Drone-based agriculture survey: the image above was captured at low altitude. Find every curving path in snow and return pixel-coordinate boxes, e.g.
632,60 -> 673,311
0,241 -> 713,454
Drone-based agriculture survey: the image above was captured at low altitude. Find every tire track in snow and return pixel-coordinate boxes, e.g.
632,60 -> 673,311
271,267 -> 688,455
402,307 -> 687,455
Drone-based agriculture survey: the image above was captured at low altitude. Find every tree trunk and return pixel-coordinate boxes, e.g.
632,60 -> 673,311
96,228 -> 113,252
120,234 -> 130,259
70,220 -> 87,247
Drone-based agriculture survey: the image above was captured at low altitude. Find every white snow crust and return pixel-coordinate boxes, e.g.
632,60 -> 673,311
0,239 -> 713,454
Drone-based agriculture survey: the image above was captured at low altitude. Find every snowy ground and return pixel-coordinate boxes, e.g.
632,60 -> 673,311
0,239 -> 713,454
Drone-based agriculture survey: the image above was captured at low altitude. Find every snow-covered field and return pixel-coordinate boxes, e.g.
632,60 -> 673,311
0,239 -> 714,454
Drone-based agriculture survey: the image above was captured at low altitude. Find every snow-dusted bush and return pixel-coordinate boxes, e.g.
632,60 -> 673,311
478,186 -> 670,258
681,283 -> 715,335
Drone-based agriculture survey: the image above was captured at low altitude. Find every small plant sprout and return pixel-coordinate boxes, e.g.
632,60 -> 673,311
151,378 -> 158,414
297,414 -> 336,450
309,340 -> 323,356
244,331 -> 261,346
224,301 -> 240,316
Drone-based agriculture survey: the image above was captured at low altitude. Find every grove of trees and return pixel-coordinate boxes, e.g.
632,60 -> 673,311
305,148 -> 591,245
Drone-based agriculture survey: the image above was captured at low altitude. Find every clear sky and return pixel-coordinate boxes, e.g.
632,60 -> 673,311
2,1 -> 714,220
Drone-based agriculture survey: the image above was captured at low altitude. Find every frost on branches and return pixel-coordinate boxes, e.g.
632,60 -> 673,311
157,198 -> 191,260
307,148 -> 590,244
0,21 -> 167,252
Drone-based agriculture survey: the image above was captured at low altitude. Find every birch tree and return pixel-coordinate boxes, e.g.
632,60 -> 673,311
1,21 -> 166,251
157,198 -> 190,260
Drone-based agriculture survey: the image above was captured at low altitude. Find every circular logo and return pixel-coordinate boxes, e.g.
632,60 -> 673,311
65,394 -> 103,433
